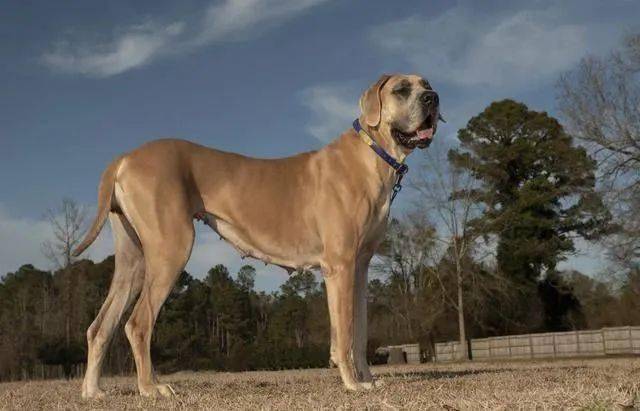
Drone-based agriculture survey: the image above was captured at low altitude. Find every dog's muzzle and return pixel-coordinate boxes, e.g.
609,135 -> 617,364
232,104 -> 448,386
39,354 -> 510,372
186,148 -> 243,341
392,90 -> 440,149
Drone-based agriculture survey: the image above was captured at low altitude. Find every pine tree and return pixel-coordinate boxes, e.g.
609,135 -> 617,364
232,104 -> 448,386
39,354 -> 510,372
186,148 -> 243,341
449,100 -> 611,330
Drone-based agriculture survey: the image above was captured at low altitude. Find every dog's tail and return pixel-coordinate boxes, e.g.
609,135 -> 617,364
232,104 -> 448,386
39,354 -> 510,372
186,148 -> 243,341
72,155 -> 124,257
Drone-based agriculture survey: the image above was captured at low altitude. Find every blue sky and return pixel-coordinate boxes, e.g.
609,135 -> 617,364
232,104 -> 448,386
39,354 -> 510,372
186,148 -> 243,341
1,0 -> 638,290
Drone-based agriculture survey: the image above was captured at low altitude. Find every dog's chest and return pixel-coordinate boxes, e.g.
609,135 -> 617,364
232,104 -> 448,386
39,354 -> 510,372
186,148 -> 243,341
361,196 -> 392,248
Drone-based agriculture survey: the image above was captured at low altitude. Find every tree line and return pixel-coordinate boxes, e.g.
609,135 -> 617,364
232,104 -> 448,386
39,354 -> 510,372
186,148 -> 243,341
0,33 -> 638,381
2,247 -> 639,381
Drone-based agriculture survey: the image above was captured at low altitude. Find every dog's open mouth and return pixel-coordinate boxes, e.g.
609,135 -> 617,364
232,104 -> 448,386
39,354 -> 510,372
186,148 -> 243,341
392,114 -> 437,149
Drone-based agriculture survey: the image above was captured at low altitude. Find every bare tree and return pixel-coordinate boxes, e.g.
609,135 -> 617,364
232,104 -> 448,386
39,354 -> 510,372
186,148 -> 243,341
41,198 -> 87,347
558,32 -> 640,274
42,198 -> 87,269
372,215 -> 443,343
411,146 -> 503,359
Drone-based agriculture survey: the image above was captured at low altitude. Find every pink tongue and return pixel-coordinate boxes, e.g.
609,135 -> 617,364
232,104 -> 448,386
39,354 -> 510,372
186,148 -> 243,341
416,128 -> 434,140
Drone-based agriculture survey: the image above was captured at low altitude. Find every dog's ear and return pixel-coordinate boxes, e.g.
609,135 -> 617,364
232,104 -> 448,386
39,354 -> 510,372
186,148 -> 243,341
359,74 -> 392,128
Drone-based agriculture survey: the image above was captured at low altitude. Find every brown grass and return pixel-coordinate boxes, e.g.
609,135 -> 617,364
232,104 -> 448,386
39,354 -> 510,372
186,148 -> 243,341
2,357 -> 640,410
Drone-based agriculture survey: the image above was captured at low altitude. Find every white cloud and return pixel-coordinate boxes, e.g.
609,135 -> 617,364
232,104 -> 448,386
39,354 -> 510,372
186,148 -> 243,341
371,6 -> 588,88
0,204 -> 113,275
301,84 -> 358,142
42,0 -> 330,78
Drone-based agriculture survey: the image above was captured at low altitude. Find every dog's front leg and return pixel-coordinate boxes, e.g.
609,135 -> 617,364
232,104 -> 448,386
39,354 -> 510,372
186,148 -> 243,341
324,260 -> 366,391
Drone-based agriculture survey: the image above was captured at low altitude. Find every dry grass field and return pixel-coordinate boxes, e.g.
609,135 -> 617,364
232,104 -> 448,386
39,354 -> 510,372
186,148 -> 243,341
2,357 -> 640,410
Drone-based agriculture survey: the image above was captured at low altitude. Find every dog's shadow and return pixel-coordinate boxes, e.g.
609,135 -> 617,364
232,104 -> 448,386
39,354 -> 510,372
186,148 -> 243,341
376,368 -> 507,382
376,364 -> 589,383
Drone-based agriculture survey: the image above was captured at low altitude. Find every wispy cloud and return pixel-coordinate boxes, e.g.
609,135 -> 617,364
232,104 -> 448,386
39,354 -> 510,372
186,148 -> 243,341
194,0 -> 330,45
43,22 -> 185,78
42,0 -> 331,78
300,84 -> 358,142
371,5 -> 589,88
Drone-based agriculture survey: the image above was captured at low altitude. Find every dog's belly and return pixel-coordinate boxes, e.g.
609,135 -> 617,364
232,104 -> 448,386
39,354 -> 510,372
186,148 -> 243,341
198,212 -> 320,273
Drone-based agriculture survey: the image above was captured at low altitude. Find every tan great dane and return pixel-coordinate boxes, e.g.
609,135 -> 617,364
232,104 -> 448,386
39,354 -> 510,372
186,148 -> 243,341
74,73 -> 440,397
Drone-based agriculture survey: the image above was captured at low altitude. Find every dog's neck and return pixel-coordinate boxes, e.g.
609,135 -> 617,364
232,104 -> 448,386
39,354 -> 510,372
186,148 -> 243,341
324,121 -> 413,204
358,119 -> 412,164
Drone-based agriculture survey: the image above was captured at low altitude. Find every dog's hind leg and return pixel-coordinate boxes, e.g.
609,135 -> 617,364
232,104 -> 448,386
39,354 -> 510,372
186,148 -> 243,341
82,213 -> 144,399
124,218 -> 194,398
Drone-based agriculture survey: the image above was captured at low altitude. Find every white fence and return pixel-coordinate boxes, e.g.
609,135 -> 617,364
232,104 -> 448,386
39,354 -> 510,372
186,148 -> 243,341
433,341 -> 467,362
377,343 -> 421,364
435,326 -> 640,362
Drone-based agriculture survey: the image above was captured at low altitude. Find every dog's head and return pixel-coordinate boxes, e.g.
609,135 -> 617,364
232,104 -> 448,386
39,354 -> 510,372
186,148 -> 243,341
359,74 -> 440,150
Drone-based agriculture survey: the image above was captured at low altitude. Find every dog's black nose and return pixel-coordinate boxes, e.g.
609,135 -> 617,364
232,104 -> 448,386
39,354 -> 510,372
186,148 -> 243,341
420,91 -> 439,107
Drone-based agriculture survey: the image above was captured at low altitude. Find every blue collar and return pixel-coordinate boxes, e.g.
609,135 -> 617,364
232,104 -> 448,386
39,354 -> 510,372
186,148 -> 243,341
353,119 -> 408,175
353,118 -> 408,204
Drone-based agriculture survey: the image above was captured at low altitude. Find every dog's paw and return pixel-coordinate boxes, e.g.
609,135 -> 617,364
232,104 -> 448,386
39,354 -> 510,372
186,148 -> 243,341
140,383 -> 176,398
81,386 -> 106,400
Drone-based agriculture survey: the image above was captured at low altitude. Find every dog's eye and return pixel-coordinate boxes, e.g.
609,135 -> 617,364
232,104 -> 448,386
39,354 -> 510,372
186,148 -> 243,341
393,86 -> 411,98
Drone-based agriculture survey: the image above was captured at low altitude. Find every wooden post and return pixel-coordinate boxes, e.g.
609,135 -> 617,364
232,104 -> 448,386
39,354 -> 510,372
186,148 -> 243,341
528,334 -> 533,358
